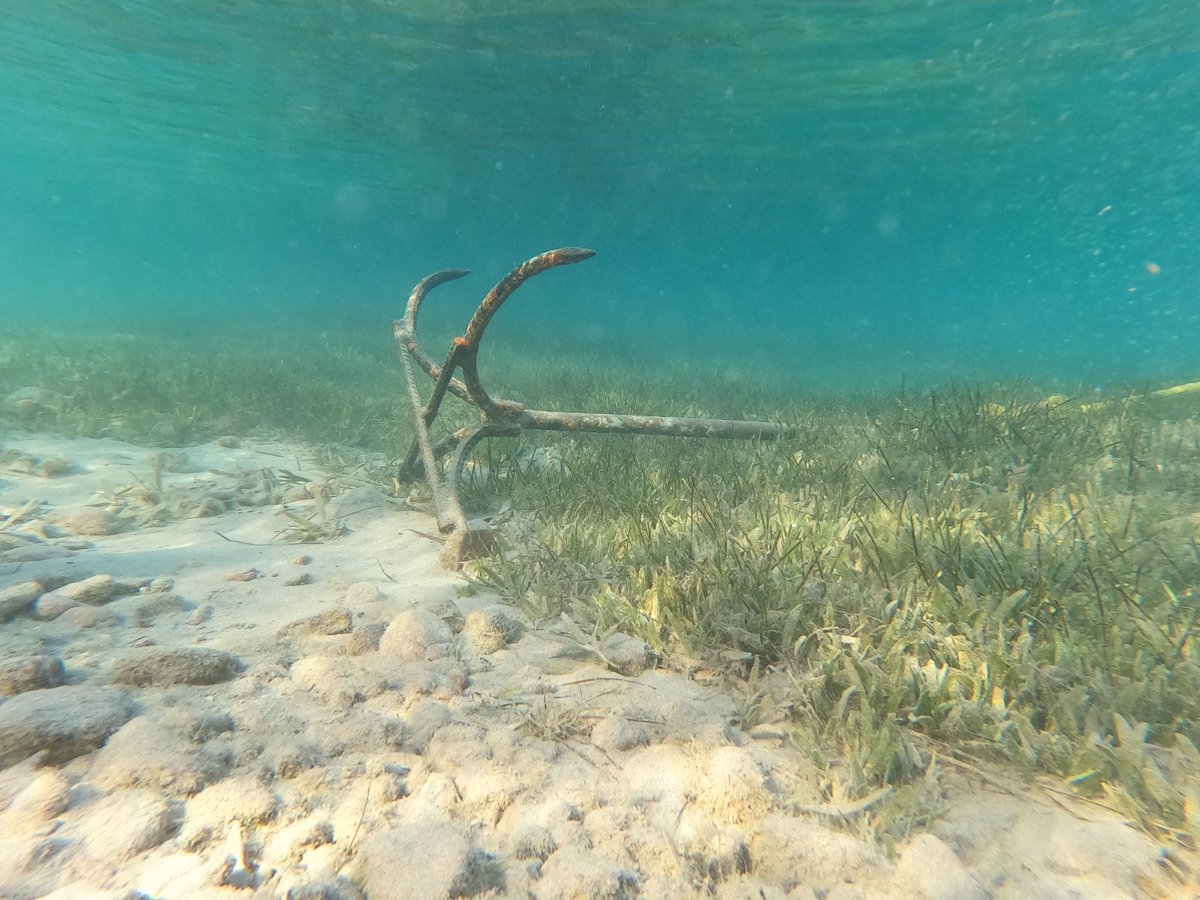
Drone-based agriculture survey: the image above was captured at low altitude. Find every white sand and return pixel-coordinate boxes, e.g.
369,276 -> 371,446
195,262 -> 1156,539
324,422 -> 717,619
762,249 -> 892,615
0,432 -> 1186,899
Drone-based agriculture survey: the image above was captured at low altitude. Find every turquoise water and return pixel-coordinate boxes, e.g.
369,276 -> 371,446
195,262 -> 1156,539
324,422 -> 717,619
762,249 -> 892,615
1,1 -> 1198,390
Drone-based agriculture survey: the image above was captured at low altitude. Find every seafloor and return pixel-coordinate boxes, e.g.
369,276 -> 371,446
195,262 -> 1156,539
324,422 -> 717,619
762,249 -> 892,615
0,431 -> 1182,899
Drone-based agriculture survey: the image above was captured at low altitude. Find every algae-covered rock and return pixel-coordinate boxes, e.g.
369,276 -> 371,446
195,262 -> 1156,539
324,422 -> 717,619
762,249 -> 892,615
0,655 -> 66,696
463,608 -> 522,655
0,685 -> 131,768
110,646 -> 243,687
0,581 -> 43,621
379,609 -> 454,662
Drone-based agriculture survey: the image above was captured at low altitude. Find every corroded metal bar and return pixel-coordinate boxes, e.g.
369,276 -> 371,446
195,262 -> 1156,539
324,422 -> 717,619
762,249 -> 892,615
397,316 -> 456,533
460,248 -> 595,349
392,246 -> 800,566
395,269 -> 473,476
401,268 -> 471,389
512,408 -> 793,440
447,421 -> 521,499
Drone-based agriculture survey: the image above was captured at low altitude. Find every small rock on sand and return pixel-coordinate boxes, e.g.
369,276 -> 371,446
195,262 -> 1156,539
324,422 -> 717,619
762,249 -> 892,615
0,685 -> 131,768
463,608 -> 522,655
131,591 -> 186,627
749,815 -> 882,891
36,456 -> 73,477
344,581 -> 382,604
894,833 -> 988,900
0,581 -> 43,621
600,633 -> 655,677
290,655 -> 387,709
512,824 -> 558,862
403,700 -> 455,754
355,823 -> 503,899
277,607 -> 353,638
187,603 -> 214,626
0,655 -> 66,696
534,846 -> 639,900
348,621 -> 388,655
50,506 -> 128,536
52,574 -> 133,605
378,609 -> 454,662
179,774 -> 280,850
590,715 -> 651,754
110,646 -> 243,687
58,605 -> 118,629
0,767 -> 71,833
88,716 -> 228,796
697,745 -> 777,825
32,592 -> 81,620
74,789 -> 179,862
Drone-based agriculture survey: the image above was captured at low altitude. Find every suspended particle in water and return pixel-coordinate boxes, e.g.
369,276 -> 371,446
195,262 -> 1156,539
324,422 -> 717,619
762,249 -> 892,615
1144,261 -> 1162,275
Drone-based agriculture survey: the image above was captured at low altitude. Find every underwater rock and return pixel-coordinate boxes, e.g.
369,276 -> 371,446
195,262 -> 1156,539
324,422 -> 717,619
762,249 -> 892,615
533,845 -> 639,900
402,700 -> 456,754
894,833 -> 987,900
343,581 -> 382,604
110,646 -> 244,687
0,542 -> 71,563
0,534 -> 37,562
695,746 -> 777,825
397,660 -> 469,702
57,604 -> 118,629
32,592 -> 81,621
378,609 -> 454,662
671,804 -> 751,886
130,591 -> 187,627
51,573 -> 137,605
178,774 -> 280,851
4,387 -> 63,420
354,823 -> 503,900
89,716 -> 229,796
277,607 -> 353,638
463,608 -> 522,655
289,655 -> 387,709
283,880 -> 361,900
36,456 -> 73,478
260,815 -> 334,864
0,685 -> 131,768
589,715 -> 651,754
0,581 -> 44,621
0,767 -> 71,834
49,506 -> 128,536
177,710 -> 236,744
0,752 -> 48,808
0,655 -> 66,696
0,450 -> 69,478
748,815 -> 883,891
0,448 -> 39,473
347,621 -> 388,655
512,824 -> 558,862
187,603 -> 214,626
73,789 -> 179,862
194,496 -> 225,517
600,633 -> 655,677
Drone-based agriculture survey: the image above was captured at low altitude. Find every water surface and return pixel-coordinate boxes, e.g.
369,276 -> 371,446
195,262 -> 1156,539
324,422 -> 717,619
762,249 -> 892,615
1,0 -> 1197,390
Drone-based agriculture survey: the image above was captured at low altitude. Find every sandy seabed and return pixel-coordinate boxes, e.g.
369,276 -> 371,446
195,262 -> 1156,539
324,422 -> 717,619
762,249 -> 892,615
0,432 -> 1188,899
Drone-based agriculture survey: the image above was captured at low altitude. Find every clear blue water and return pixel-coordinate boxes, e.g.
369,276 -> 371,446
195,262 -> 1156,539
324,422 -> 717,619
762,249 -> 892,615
2,0 -> 1198,390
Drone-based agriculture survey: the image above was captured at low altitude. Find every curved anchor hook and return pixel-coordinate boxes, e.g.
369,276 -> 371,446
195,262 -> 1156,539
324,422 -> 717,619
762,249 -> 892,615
393,246 -> 799,568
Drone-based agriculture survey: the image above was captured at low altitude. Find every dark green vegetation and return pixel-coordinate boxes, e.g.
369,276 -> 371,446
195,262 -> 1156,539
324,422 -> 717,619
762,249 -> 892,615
4,328 -> 1200,848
